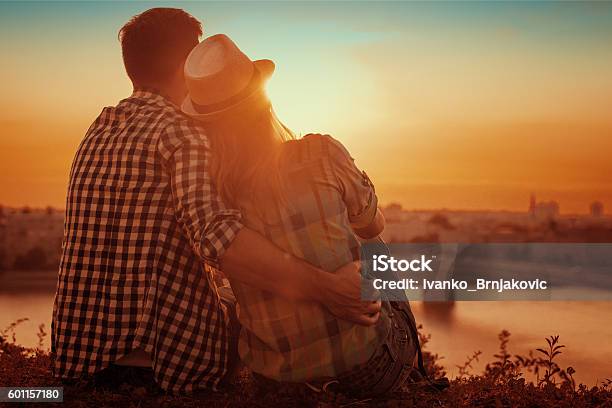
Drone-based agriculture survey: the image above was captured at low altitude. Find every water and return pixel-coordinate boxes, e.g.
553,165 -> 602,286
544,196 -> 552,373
1,270 -> 610,386
413,301 -> 612,386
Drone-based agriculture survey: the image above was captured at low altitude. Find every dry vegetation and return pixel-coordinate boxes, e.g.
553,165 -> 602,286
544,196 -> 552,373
1,320 -> 611,407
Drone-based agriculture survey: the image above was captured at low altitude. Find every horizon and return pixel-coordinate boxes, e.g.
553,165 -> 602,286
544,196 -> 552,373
1,199 -> 607,217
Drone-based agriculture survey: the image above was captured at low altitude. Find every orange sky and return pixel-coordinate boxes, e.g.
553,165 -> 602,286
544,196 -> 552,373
1,2 -> 611,213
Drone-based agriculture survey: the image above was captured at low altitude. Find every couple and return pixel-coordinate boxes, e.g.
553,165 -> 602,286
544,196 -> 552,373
52,8 -> 421,396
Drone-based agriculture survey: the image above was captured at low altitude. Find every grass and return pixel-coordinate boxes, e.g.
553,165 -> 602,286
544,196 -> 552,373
1,320 -> 611,407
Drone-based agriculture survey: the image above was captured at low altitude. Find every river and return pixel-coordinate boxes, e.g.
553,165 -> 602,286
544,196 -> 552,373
1,270 -> 610,386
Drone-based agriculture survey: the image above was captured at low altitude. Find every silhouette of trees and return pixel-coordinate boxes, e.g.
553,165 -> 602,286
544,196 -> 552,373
12,246 -> 48,270
0,248 -> 6,271
428,213 -> 455,230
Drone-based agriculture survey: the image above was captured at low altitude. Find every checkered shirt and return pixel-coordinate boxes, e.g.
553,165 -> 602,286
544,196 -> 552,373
231,134 -> 390,382
52,89 -> 243,392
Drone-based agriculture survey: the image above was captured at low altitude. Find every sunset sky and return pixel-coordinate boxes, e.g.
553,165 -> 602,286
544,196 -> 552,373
1,1 -> 611,213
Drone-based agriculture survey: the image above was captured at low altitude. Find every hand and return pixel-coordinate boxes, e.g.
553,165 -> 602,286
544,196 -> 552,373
318,261 -> 382,326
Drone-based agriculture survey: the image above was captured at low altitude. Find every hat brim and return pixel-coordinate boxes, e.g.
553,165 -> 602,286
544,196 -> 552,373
254,59 -> 275,80
182,59 -> 275,120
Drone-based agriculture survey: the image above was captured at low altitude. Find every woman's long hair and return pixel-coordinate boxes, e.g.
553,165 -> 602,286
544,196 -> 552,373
204,97 -> 295,212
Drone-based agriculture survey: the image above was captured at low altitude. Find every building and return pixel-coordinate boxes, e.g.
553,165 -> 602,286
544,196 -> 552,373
590,201 -> 604,217
528,194 -> 559,220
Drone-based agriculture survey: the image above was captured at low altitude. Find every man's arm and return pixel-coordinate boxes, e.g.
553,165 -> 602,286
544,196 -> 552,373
221,228 -> 381,326
158,121 -> 380,325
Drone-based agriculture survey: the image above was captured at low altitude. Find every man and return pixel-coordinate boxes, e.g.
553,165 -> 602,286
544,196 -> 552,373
52,8 -> 380,393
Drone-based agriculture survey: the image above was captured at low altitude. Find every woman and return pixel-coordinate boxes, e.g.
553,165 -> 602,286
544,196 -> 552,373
182,34 -> 420,396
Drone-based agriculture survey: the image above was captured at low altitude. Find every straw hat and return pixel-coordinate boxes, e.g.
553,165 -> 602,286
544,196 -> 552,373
181,34 -> 274,121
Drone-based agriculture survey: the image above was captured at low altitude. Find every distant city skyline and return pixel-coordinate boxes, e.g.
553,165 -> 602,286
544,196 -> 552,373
0,193 -> 607,216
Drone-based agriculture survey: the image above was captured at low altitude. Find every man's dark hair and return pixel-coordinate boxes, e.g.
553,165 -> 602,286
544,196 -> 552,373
119,8 -> 202,87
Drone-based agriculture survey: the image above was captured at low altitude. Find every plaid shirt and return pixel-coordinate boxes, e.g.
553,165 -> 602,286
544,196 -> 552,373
52,89 -> 243,392
232,134 -> 390,382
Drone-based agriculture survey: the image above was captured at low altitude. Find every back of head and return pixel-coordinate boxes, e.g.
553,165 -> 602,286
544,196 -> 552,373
119,8 -> 202,88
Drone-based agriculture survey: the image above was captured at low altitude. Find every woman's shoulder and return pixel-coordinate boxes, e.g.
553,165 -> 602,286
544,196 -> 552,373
284,133 -> 352,162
